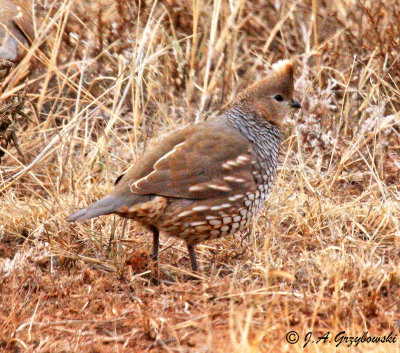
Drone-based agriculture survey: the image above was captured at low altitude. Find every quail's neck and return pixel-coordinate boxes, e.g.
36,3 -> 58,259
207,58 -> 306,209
224,106 -> 281,154
223,105 -> 281,201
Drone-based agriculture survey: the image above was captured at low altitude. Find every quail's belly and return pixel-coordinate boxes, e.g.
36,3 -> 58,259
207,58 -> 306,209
158,176 -> 275,244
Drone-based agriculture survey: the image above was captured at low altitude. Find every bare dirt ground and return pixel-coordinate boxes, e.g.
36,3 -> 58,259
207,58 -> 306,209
1,0 -> 400,352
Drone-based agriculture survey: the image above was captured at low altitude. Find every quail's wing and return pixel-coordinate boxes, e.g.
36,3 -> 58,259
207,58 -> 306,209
127,123 -> 258,200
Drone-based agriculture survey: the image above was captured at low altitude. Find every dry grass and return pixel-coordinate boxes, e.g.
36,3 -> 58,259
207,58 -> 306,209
1,0 -> 400,352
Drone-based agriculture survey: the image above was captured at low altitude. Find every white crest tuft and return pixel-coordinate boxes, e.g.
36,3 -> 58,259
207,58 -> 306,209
271,60 -> 293,76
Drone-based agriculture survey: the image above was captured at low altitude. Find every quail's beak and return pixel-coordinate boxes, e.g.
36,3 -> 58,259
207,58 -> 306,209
288,99 -> 301,109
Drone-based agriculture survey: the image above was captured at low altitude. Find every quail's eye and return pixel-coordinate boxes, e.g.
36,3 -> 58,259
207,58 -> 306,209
274,94 -> 283,102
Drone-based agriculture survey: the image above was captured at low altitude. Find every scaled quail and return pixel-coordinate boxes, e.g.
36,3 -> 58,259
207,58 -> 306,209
0,0 -> 34,61
66,60 -> 301,271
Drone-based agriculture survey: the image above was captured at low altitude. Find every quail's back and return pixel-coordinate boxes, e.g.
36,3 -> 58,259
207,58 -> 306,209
66,60 -> 301,271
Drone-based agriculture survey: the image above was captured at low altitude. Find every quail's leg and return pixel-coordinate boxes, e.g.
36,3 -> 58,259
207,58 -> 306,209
149,228 -> 160,285
187,243 -> 198,272
151,228 -> 160,261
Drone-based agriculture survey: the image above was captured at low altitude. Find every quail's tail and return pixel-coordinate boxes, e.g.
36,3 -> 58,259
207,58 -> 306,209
66,195 -> 127,222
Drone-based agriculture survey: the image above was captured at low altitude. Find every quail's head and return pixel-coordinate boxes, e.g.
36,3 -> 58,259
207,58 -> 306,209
234,60 -> 301,126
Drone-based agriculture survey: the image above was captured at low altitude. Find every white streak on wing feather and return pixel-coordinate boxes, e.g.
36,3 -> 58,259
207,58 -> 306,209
222,161 -> 238,169
228,194 -> 244,201
223,176 -> 246,183
192,206 -> 210,211
177,210 -> 193,218
210,203 -> 231,211
189,185 -> 205,192
190,221 -> 207,226
207,184 -> 231,192
131,142 -> 185,191
206,215 -> 218,220
153,142 -> 186,169
237,155 -> 250,163
222,154 -> 252,170
132,169 -> 158,189
220,203 -> 231,208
